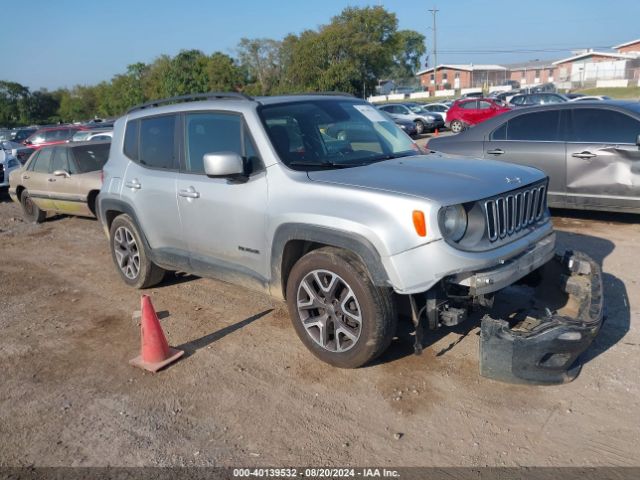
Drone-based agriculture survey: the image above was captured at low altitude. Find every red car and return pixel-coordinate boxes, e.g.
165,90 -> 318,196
23,125 -> 88,150
446,98 -> 510,133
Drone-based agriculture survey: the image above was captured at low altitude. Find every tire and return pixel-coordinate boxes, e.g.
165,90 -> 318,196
414,120 -> 425,135
450,119 -> 465,133
20,190 -> 46,223
109,214 -> 165,289
286,247 -> 397,368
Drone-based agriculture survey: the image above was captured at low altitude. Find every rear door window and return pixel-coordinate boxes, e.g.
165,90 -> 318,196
50,147 -> 69,173
569,108 -> 640,144
32,148 -> 54,172
491,110 -> 561,141
138,115 -> 178,169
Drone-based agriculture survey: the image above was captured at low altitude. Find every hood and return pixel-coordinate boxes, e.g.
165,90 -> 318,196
307,153 -> 545,205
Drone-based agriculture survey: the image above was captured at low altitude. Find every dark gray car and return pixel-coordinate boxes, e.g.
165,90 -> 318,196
427,101 -> 640,213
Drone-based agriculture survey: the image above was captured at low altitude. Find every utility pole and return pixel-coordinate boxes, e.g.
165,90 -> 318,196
428,7 -> 439,71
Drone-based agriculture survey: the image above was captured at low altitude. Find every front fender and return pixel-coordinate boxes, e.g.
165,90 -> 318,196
269,223 -> 391,300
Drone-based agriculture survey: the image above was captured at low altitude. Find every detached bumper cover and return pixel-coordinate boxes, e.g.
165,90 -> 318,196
479,250 -> 603,385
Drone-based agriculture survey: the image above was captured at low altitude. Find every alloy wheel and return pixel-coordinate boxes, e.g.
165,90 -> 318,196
113,226 -> 140,280
296,269 -> 362,353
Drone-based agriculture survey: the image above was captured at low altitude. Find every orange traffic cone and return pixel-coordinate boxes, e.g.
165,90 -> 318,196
129,295 -> 184,372
434,128 -> 439,137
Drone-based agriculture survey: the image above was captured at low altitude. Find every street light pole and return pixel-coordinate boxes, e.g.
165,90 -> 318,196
428,7 -> 439,80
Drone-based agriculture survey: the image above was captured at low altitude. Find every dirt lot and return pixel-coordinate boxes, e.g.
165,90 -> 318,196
0,189 -> 638,468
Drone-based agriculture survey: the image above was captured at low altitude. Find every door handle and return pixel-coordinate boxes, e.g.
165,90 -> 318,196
178,187 -> 200,199
572,151 -> 596,159
22,175 -> 30,180
125,179 -> 142,189
487,149 -> 505,155
47,178 -> 56,182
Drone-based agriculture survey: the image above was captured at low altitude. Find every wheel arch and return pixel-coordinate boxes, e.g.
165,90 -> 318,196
15,185 -> 25,201
271,223 -> 390,301
87,190 -> 100,216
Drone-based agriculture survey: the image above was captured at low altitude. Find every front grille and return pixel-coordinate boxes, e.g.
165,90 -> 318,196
484,183 -> 547,242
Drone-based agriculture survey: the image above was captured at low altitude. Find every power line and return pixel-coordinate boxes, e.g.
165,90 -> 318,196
437,46 -> 615,54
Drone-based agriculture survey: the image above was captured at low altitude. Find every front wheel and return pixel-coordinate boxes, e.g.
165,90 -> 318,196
414,120 -> 425,135
20,190 -> 46,223
109,214 -> 165,289
450,119 -> 465,133
286,247 -> 397,368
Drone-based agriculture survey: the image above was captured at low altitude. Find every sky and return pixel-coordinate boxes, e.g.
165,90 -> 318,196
2,0 -> 639,91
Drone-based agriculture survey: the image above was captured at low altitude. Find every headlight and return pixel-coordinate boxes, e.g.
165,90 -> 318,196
440,205 -> 468,241
425,115 -> 436,122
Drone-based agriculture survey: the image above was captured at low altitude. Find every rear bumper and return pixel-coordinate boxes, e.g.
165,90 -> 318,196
479,251 -> 604,385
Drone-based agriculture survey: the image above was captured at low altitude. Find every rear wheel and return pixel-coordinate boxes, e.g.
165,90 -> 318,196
109,214 -> 165,289
286,247 -> 397,368
414,120 -> 425,135
20,190 -> 46,223
450,119 -> 465,133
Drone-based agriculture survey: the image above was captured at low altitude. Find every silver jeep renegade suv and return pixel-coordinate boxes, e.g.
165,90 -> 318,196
98,93 -> 603,382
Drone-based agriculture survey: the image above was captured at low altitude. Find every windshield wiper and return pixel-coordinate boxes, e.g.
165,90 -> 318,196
288,160 -> 356,169
368,151 -> 418,163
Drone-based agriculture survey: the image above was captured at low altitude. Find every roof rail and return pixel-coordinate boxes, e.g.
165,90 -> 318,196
127,92 -> 254,114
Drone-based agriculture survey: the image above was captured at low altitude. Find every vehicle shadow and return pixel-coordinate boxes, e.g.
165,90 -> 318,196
374,230 -> 630,376
0,189 -> 12,203
159,271 -> 200,287
177,309 -> 273,357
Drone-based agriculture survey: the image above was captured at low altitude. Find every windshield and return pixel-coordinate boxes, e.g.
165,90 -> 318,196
408,105 -> 427,113
72,131 -> 92,142
259,99 -> 419,169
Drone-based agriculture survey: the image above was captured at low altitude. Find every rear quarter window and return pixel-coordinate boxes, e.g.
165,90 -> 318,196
123,120 -> 139,160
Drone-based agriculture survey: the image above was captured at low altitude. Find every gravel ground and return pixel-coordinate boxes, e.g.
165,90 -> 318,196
0,187 -> 638,468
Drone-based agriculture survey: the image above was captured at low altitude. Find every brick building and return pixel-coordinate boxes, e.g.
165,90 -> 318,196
506,60 -> 555,86
552,50 -> 638,86
613,39 -> 640,55
416,64 -> 507,93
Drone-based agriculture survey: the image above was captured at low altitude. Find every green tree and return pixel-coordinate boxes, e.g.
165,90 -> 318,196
143,55 -> 173,100
389,30 -> 427,81
237,38 -> 282,95
0,81 -> 30,127
208,52 -> 244,91
27,90 -> 60,124
274,6 -> 425,97
164,49 -> 210,97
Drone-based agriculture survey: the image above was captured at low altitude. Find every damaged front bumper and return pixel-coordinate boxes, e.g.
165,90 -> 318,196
479,251 -> 603,385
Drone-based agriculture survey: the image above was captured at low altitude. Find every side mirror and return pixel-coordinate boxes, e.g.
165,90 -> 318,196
203,152 -> 245,177
53,170 -> 70,177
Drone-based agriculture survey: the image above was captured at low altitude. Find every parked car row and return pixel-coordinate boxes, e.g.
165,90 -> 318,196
0,122 -> 115,164
376,102 -> 447,135
6,92 -> 604,383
